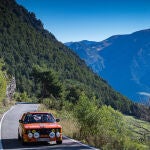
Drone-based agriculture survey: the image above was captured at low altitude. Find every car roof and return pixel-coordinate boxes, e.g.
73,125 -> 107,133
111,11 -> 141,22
26,112 -> 51,114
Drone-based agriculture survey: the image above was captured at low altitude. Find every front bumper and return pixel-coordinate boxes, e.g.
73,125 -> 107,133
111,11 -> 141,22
23,134 -> 62,143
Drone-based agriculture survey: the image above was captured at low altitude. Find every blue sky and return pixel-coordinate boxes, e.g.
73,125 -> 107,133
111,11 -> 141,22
16,0 -> 150,43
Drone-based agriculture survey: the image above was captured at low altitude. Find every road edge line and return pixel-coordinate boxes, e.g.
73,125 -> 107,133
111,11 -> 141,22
63,135 -> 100,150
0,106 -> 14,150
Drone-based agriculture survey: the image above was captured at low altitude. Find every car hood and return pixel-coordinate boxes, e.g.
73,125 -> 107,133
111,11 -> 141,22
23,123 -> 61,129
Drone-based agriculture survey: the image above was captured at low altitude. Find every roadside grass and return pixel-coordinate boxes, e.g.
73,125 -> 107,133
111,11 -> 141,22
57,110 -> 80,138
125,116 -> 150,147
38,104 -> 150,150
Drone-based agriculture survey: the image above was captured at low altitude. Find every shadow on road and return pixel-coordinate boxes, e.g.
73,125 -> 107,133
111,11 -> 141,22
2,137 -> 94,150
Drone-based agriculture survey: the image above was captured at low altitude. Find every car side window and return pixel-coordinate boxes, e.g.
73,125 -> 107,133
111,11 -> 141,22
23,115 -> 29,123
23,114 -> 33,123
21,113 -> 26,121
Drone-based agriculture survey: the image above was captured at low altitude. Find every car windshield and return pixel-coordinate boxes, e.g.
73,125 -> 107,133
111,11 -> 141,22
23,113 -> 55,124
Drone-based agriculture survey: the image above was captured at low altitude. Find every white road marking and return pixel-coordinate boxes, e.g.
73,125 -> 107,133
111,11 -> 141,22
63,136 -> 100,150
0,106 -> 14,150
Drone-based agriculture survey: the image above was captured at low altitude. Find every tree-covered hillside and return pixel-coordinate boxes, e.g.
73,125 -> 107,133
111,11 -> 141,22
0,0 -> 149,120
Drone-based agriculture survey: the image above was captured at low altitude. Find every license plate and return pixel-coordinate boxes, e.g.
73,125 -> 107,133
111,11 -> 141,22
37,138 -> 50,142
50,141 -> 56,144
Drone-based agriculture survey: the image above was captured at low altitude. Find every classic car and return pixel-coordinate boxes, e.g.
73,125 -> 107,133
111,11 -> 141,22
18,112 -> 62,145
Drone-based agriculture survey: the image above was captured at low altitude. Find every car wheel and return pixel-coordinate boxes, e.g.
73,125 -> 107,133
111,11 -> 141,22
21,135 -> 26,145
56,140 -> 62,144
18,132 -> 21,140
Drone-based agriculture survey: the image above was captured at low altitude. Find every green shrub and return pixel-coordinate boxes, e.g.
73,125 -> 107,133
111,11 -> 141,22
0,59 -> 7,102
14,92 -> 32,102
41,96 -> 63,110
73,92 -> 149,149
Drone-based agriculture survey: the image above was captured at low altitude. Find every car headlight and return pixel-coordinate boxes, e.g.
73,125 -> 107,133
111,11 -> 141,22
56,132 -> 60,137
28,132 -> 33,138
49,132 -> 55,138
34,132 -> 40,138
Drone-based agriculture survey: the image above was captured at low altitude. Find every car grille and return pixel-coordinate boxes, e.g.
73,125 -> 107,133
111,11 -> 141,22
34,128 -> 61,135
39,128 -> 50,135
26,128 -> 61,135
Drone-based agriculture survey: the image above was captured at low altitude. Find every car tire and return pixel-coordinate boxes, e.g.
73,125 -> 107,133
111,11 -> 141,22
56,140 -> 62,144
21,139 -> 26,145
21,135 -> 26,145
18,132 -> 21,140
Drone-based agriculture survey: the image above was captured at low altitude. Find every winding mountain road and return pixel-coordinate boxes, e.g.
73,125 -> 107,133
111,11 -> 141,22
0,104 -> 98,150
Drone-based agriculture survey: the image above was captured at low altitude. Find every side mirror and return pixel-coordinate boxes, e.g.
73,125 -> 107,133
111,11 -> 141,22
19,120 -> 23,123
56,118 -> 60,122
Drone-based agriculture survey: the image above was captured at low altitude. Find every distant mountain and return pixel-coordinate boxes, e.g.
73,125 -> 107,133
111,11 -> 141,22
65,29 -> 150,103
65,40 -> 106,73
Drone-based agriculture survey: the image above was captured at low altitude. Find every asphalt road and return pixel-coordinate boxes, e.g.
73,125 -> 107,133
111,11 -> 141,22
1,104 -> 98,150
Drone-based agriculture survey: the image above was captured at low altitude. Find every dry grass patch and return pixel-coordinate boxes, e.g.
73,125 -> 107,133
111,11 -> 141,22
59,113 -> 79,138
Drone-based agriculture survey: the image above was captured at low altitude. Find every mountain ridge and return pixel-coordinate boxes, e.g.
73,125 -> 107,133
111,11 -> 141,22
65,29 -> 150,104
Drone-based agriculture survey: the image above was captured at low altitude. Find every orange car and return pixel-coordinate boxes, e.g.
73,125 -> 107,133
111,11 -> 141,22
18,112 -> 62,145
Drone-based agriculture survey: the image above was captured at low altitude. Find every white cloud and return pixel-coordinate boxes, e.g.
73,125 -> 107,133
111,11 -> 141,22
138,92 -> 150,97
